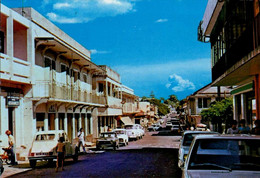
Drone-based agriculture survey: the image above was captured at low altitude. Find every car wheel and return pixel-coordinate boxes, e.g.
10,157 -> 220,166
48,159 -> 54,166
29,160 -> 37,168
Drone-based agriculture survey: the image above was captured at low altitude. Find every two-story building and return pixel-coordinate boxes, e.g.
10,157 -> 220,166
185,83 -> 231,125
199,0 -> 260,126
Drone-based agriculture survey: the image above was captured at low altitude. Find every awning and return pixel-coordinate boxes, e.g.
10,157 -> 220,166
120,116 -> 133,125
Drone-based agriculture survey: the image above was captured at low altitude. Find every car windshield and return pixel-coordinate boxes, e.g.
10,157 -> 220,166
125,126 -> 133,129
188,139 -> 260,171
101,133 -> 116,138
115,130 -> 124,134
35,134 -> 55,141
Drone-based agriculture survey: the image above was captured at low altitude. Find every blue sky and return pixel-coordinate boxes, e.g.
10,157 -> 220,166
3,0 -> 211,100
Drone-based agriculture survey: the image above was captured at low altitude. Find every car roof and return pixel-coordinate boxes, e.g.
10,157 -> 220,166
194,134 -> 260,140
101,131 -> 116,134
35,130 -> 65,134
113,129 -> 126,131
183,130 -> 218,135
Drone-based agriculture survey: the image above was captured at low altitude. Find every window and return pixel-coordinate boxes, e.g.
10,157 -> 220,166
44,57 -> 56,70
83,73 -> 88,83
198,98 -> 211,108
0,31 -> 4,53
61,64 -> 69,75
98,83 -> 104,92
73,69 -> 80,82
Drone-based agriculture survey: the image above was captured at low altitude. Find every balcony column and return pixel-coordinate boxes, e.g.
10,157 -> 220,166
44,112 -> 49,131
106,81 -> 108,96
64,113 -> 68,134
85,114 -> 88,135
254,74 -> 260,120
195,98 -> 198,115
55,112 -> 59,130
32,112 -> 37,134
7,11 -> 14,77
72,113 -> 76,139
233,95 -> 237,121
79,114 -> 82,129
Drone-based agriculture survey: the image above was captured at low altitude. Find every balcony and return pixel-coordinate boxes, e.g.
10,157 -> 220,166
212,27 -> 254,82
33,65 -> 106,105
107,96 -> 122,109
0,53 -> 31,84
123,103 -> 136,114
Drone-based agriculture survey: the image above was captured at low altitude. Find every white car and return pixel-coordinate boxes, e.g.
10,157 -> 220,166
148,124 -> 161,131
178,131 -> 218,168
113,129 -> 129,146
134,124 -> 145,137
125,124 -> 141,140
28,130 -> 78,168
183,134 -> 260,178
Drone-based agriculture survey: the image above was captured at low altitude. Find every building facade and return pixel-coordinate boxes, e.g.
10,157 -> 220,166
0,4 -> 139,158
199,0 -> 260,126
185,84 -> 231,125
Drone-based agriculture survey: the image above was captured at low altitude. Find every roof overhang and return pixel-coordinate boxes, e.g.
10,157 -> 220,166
202,0 -> 224,36
212,49 -> 260,86
35,37 -> 105,73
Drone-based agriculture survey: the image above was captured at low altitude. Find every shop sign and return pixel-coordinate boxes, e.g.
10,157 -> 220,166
7,96 -> 20,107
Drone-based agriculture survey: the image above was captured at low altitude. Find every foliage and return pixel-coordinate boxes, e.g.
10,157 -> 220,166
200,97 -> 233,132
141,93 -> 179,116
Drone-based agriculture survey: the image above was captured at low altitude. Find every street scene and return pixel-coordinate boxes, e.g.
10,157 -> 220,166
1,0 -> 260,177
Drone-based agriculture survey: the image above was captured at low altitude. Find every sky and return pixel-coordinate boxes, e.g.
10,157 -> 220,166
2,0 -> 211,100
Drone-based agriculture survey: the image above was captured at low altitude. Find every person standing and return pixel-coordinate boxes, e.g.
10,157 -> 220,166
251,120 -> 260,135
238,119 -> 250,134
5,130 -> 17,165
55,137 -> 65,172
227,120 -> 239,134
77,128 -> 86,153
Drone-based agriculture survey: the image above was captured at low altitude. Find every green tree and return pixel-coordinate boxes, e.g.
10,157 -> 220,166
201,97 -> 233,133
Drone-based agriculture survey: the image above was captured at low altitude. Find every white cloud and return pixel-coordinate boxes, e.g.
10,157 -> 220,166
167,74 -> 195,92
90,49 -> 110,54
155,19 -> 168,23
43,0 -> 136,23
47,13 -> 82,23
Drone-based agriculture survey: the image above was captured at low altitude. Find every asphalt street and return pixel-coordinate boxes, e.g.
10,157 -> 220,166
7,132 -> 182,178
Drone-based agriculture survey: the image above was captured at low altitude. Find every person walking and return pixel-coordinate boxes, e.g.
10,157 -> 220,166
55,137 -> 65,172
77,128 -> 86,153
5,130 -> 17,165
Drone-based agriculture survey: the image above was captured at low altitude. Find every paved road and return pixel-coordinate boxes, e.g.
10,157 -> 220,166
8,131 -> 182,178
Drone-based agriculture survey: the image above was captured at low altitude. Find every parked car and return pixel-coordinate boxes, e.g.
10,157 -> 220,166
96,132 -> 120,150
112,129 -> 129,146
28,130 -> 78,168
134,124 -> 145,136
148,124 -> 161,131
125,124 -> 141,140
182,134 -> 260,178
195,123 -> 211,131
178,130 -> 218,168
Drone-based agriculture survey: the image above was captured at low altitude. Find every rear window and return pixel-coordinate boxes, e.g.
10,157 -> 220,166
35,134 -> 55,141
188,139 -> 260,171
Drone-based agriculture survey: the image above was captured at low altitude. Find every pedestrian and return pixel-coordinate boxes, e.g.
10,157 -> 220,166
5,130 -> 17,165
238,119 -> 250,134
55,136 -> 65,172
226,120 -> 239,134
77,128 -> 86,153
251,120 -> 260,135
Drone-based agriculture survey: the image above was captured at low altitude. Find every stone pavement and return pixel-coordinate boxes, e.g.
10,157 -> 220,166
2,161 -> 31,178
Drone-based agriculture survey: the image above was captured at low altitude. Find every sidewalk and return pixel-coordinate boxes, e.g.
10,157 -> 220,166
2,160 -> 32,178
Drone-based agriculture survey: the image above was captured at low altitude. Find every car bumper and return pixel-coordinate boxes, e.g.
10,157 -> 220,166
28,156 -> 56,161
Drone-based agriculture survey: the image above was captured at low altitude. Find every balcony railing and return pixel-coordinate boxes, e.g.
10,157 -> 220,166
212,25 -> 254,81
0,53 -> 31,84
33,66 -> 106,105
107,96 -> 122,109
123,103 -> 136,113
